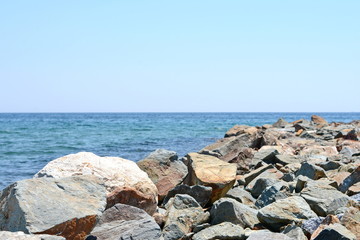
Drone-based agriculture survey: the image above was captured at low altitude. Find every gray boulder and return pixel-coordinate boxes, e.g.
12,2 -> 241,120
192,222 -> 245,240
210,198 -> 260,229
247,177 -> 280,198
162,185 -> 212,207
296,162 -> 326,180
225,186 -> 256,207
300,181 -> 350,216
255,182 -> 289,208
257,196 -> 317,231
339,166 -> 360,193
89,203 -> 160,240
162,194 -> 209,240
301,217 -> 325,235
275,154 -> 303,165
281,224 -> 307,240
0,176 -> 106,240
273,118 -> 289,128
313,223 -> 356,240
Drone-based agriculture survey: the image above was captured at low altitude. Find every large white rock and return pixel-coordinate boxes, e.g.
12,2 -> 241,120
34,152 -> 158,215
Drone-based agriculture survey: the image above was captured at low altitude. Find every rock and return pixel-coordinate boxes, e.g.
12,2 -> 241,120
193,223 -> 211,233
273,118 -> 289,128
210,198 -> 260,229
252,148 -> 279,164
137,149 -> 187,201
341,206 -> 360,239
89,203 -> 160,240
225,186 -> 256,206
162,185 -> 212,208
345,129 -> 359,141
318,161 -> 341,171
299,145 -> 338,157
302,217 -> 325,235
247,230 -> 292,240
275,154 -> 303,165
248,177 -> 280,198
301,181 -> 350,216
257,196 -> 317,231
311,115 -> 328,125
0,232 -> 65,240
312,223 -> 356,240
296,162 -> 327,180
243,164 -> 273,185
281,224 -> 307,240
350,193 -> 360,202
348,182 -> 360,195
162,194 -> 209,240
184,153 -> 237,203
339,166 -> 360,193
310,215 -> 341,239
34,152 -> 158,215
192,222 -> 245,240
224,125 -> 257,138
330,171 -> 351,187
255,182 -> 289,208
0,176 -> 106,240
245,168 -> 284,192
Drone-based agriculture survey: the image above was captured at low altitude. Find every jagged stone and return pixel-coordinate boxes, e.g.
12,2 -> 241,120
162,185 -> 212,207
225,186 -> 256,207
296,162 -> 327,180
192,222 -> 245,240
255,182 -> 289,208
247,230 -> 292,240
281,224 -> 307,240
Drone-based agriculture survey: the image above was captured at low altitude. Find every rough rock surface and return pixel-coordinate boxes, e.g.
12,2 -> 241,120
296,162 -> 327,180
89,203 -> 160,240
281,224 -> 307,240
184,153 -> 237,203
162,194 -> 209,240
137,149 -> 188,201
225,186 -> 256,206
210,198 -> 260,229
247,230 -> 292,240
255,181 -> 289,208
192,222 -> 245,240
34,152 -> 158,214
0,176 -> 106,240
0,232 -> 65,240
312,223 -> 356,240
258,196 -> 317,230
162,185 -> 212,207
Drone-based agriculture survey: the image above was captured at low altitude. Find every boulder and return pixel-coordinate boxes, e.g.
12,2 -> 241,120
88,203 -> 161,240
162,194 -> 209,240
247,230 -> 292,240
341,206 -> 360,239
245,168 -> 284,191
302,217 -> 325,235
184,153 -> 237,203
162,185 -> 212,207
339,166 -> 360,193
252,148 -> 279,164
137,149 -> 188,201
275,154 -> 303,165
210,198 -> 260,229
34,152 -> 158,215
0,232 -> 65,240
224,125 -> 257,138
301,181 -> 351,216
311,115 -> 328,125
348,182 -> 360,195
248,177 -> 281,198
312,223 -> 356,240
257,196 -> 317,231
255,182 -> 289,208
273,118 -> 289,128
0,176 -> 106,240
281,224 -> 307,240
243,164 -> 273,185
225,186 -> 256,207
296,162 -> 327,180
192,222 -> 245,240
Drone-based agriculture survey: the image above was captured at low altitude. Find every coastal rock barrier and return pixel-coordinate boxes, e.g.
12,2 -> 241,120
0,115 -> 359,239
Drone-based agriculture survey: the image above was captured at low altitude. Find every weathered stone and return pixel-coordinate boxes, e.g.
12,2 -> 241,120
301,181 -> 350,216
210,198 -> 260,229
247,230 -> 292,240
162,185 -> 212,207
89,203 -> 160,240
243,164 -> 273,185
275,154 -> 303,165
319,161 -> 341,171
192,222 -> 245,240
312,223 -> 356,240
248,177 -> 280,198
302,217 -> 325,235
341,206 -> 360,239
339,166 -> 360,193
348,182 -> 360,195
224,125 -> 257,138
245,168 -> 284,192
252,148 -> 279,164
184,153 -> 237,203
257,196 -> 317,231
273,118 -> 289,128
34,152 -> 158,215
0,176 -> 106,240
255,182 -> 289,208
162,194 -> 209,240
296,162 -> 326,180
225,186 -> 256,207
0,232 -> 65,240
345,129 -> 360,141
281,224 -> 307,240
137,149 -> 188,201
295,175 -> 311,193
311,115 -> 328,125
310,215 -> 341,239
193,223 -> 211,233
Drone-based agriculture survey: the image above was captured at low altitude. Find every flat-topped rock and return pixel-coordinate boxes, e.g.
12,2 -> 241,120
34,152 -> 158,215
184,153 -> 237,203
0,176 -> 106,240
193,222 -> 245,240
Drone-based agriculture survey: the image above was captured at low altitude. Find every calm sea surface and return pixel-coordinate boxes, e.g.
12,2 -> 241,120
1,112 -> 359,189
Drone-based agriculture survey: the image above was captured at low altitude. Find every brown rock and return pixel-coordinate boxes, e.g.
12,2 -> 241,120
184,153 -> 237,203
311,115 -> 328,125
341,206 -> 360,239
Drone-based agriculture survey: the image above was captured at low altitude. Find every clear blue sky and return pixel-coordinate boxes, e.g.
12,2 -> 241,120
0,1 -> 359,112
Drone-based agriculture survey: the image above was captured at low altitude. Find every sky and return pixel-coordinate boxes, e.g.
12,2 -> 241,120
0,1 -> 359,112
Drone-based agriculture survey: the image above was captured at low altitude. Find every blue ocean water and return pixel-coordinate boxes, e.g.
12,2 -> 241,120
1,112 -> 359,189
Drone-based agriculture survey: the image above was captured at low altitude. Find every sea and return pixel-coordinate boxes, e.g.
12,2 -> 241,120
1,112 -> 359,190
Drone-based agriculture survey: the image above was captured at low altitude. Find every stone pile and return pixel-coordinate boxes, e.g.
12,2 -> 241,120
0,115 -> 359,239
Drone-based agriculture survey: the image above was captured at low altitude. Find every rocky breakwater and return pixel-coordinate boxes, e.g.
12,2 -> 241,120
0,114 -> 359,239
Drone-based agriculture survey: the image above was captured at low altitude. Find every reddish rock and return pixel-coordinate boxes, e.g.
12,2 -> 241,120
311,115 -> 328,125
